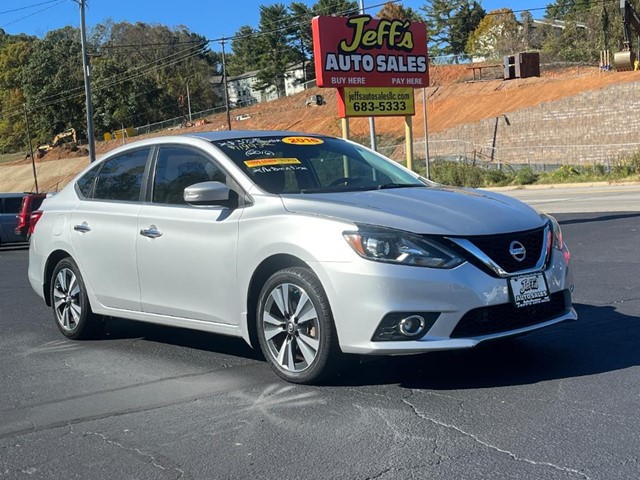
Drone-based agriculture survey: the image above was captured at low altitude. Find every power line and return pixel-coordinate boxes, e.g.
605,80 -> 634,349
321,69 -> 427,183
0,0 -> 60,15
5,43 -> 208,117
1,0 -> 69,28
18,42 -> 206,110
97,39 -> 205,50
205,0 -> 395,47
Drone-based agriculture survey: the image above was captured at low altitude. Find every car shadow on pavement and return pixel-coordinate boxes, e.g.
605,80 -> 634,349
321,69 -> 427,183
99,317 -> 263,361
556,212 -> 640,226
91,303 -> 638,388
334,303 -> 640,389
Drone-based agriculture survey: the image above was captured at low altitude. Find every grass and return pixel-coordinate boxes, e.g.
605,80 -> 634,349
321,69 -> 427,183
0,152 -> 25,165
414,154 -> 640,188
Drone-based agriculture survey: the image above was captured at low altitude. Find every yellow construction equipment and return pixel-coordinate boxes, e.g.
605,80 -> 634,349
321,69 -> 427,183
37,128 -> 77,157
614,0 -> 640,71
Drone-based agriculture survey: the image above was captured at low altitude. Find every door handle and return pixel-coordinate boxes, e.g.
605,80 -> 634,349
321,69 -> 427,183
140,226 -> 163,239
73,223 -> 91,233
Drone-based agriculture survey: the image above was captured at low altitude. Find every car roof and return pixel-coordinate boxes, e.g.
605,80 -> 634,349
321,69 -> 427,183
183,130 -> 328,142
0,192 -> 26,198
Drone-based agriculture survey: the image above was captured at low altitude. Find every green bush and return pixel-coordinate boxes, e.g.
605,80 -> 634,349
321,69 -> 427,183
612,151 -> 640,177
431,161 -> 484,187
538,164 -> 580,183
421,157 -> 638,188
513,167 -> 537,185
486,168 -> 512,186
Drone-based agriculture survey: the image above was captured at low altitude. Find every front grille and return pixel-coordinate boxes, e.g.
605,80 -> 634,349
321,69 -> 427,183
467,226 -> 546,273
450,290 -> 570,338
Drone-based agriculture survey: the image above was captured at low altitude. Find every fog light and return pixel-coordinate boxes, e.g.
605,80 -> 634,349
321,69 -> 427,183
399,315 -> 427,337
372,312 -> 440,341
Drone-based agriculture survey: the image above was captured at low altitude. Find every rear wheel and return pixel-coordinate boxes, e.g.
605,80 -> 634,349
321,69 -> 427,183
256,267 -> 342,384
50,257 -> 100,339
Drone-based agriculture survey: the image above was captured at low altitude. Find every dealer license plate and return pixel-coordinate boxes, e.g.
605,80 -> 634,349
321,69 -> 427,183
509,273 -> 550,308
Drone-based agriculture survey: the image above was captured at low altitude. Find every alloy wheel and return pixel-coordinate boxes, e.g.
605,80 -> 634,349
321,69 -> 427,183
53,267 -> 82,332
262,282 -> 320,373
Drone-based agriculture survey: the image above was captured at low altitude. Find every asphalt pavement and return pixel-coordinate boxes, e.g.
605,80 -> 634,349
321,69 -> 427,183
0,199 -> 639,478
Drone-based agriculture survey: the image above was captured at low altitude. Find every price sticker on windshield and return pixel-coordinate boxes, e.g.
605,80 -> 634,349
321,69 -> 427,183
244,158 -> 301,168
509,273 -> 550,308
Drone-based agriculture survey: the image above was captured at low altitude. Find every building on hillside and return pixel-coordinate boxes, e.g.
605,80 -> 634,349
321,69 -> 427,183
210,62 -> 315,109
531,18 -> 588,32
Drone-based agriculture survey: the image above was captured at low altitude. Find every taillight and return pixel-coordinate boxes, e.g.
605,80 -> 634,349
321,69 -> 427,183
29,210 -> 43,235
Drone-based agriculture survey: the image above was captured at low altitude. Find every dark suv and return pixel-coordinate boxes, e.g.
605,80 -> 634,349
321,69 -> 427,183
0,193 -> 26,246
15,193 -> 46,240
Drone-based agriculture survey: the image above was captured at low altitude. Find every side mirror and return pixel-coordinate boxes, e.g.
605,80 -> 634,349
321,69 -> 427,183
184,181 -> 230,206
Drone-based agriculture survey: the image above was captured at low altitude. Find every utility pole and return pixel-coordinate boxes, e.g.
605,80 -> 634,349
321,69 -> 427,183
359,0 -> 377,151
220,37 -> 232,131
77,0 -> 96,162
422,88 -> 430,179
186,78 -> 193,122
23,104 -> 39,193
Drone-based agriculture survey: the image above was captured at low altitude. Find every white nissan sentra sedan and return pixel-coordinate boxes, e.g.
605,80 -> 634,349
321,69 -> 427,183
28,131 -> 576,384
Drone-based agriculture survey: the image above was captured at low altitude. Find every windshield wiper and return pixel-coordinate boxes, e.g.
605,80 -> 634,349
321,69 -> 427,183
300,184 -> 423,193
300,185 -> 373,194
376,183 -> 424,190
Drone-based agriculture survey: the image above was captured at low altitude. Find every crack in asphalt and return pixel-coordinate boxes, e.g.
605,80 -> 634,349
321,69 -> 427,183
402,391 -> 592,480
0,363 -> 275,440
0,368 -> 240,414
365,466 -> 394,480
84,431 -> 186,479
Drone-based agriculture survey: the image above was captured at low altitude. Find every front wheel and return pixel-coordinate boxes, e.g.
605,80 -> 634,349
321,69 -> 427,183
50,257 -> 101,340
256,267 -> 342,384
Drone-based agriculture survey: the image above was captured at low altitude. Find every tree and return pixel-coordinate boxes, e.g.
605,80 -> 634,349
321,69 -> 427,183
520,10 -> 534,50
466,8 -> 521,59
229,25 -> 261,76
421,0 -> 483,59
450,1 -> 485,56
546,0 -> 596,20
421,0 -> 462,57
312,0 -> 358,17
0,32 -> 36,152
288,0 -> 358,74
253,4 -> 300,97
538,0 -> 629,63
376,3 -> 423,21
90,21 -> 218,133
21,27 -> 85,143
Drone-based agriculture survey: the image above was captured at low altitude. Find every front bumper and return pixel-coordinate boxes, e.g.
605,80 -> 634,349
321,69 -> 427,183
312,248 -> 575,355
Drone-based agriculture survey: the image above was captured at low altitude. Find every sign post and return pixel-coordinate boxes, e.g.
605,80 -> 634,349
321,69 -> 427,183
311,15 -> 429,171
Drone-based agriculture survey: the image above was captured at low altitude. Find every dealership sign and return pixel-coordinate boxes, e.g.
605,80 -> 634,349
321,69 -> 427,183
312,15 -> 429,88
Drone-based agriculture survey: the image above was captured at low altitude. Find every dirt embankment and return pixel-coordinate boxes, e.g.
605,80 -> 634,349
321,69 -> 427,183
3,65 -> 639,193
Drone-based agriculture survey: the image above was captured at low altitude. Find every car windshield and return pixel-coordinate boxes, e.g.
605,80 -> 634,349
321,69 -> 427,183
211,135 -> 425,194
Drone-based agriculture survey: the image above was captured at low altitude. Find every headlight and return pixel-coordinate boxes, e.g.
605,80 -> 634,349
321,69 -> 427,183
343,228 -> 464,269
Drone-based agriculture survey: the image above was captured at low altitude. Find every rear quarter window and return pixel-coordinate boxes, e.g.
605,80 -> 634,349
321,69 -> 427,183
76,166 -> 100,199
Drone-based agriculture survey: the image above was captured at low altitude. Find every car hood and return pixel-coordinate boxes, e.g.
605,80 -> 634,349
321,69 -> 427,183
281,186 -> 545,236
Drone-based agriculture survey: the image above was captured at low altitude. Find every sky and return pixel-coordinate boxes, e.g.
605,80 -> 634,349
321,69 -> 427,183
3,0 -> 553,52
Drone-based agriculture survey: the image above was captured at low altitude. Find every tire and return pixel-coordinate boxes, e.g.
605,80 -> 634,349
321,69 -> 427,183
50,257 -> 100,340
256,267 -> 342,384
